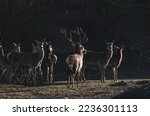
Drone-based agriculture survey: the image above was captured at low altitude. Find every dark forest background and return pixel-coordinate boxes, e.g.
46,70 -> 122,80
0,0 -> 150,78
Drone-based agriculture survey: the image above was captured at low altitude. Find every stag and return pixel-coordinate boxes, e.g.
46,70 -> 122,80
82,40 -> 114,83
61,27 -> 88,87
108,45 -> 124,82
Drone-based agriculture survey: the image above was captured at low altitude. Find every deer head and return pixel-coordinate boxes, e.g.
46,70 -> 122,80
105,40 -> 114,51
12,42 -> 21,52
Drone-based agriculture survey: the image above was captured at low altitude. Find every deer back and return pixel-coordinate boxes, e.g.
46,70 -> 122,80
8,41 -> 44,68
48,53 -> 57,65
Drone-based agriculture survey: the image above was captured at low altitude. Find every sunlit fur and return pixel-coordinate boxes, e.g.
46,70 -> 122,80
108,45 -> 124,82
66,44 -> 87,87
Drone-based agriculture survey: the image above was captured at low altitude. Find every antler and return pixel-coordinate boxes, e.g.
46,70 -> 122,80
60,28 -> 71,40
77,27 -> 88,44
61,27 -> 88,45
69,27 -> 82,35
60,28 -> 77,45
69,27 -> 88,44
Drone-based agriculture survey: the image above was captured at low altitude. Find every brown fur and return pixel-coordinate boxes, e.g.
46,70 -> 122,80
82,41 -> 114,83
66,45 -> 86,87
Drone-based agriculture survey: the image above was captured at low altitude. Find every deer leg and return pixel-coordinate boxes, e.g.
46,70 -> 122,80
47,67 -> 50,83
113,67 -> 118,82
66,67 -> 70,88
101,67 -> 106,83
28,67 -> 32,85
80,66 -> 86,82
100,67 -> 104,83
32,68 -> 36,86
82,71 -> 86,82
11,68 -> 16,84
24,67 -> 27,84
103,68 -> 106,83
115,68 -> 118,82
24,66 -> 29,85
71,74 -> 75,88
68,74 -> 72,88
49,66 -> 54,83
67,74 -> 70,88
38,66 -> 43,84
6,68 -> 12,83
76,72 -> 80,87
1,68 -> 6,77
113,67 -> 116,82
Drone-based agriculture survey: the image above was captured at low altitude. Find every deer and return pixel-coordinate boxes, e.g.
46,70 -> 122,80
43,40 -> 57,84
13,43 -> 43,85
0,42 -> 21,82
108,45 -> 124,82
7,40 -> 44,85
82,40 -> 114,83
7,42 -> 21,59
0,42 -> 6,79
61,27 -> 88,87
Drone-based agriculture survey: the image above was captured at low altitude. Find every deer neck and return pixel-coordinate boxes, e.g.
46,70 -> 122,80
0,48 -> 4,57
6,50 -> 15,60
37,47 -> 44,60
77,51 -> 84,59
119,49 -> 123,61
49,51 -> 53,55
105,49 -> 113,67
106,48 -> 113,63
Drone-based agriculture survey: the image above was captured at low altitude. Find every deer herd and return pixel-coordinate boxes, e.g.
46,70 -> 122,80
0,27 -> 124,88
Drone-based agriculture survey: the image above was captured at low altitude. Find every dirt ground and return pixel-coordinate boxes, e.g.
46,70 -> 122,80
0,78 -> 150,99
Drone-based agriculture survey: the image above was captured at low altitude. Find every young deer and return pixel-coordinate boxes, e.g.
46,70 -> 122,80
7,40 -> 44,85
108,45 -> 124,82
47,41 -> 57,83
0,42 -> 21,82
42,40 -> 57,84
61,27 -> 88,87
82,41 -> 114,83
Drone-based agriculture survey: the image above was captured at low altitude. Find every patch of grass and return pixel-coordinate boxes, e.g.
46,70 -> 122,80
135,80 -> 150,85
109,81 -> 128,86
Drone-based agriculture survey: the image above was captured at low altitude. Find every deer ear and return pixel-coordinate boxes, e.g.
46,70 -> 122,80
13,42 -> 17,46
44,42 -> 48,45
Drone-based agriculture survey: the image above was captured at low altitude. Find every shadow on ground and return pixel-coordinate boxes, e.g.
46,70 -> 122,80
113,81 -> 150,99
